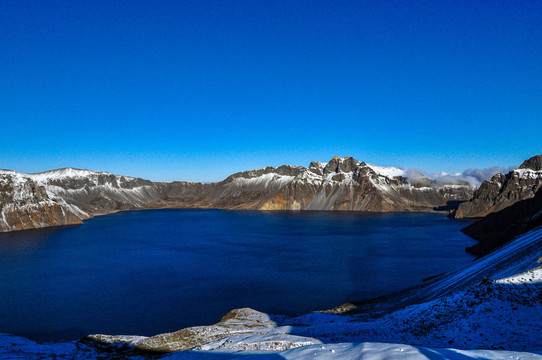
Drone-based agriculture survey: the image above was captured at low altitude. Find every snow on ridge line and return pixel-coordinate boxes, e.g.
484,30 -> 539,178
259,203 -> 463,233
237,165 -> 303,174
31,167 -> 143,182
231,173 -> 296,188
1,168 -> 141,183
0,167 -> 150,183
366,164 -> 405,178
513,168 -> 542,179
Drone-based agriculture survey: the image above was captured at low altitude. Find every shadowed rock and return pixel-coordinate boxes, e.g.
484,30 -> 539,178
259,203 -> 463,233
462,187 -> 542,256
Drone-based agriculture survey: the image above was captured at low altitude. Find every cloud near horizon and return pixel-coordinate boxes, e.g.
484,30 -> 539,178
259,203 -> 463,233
403,166 -> 516,187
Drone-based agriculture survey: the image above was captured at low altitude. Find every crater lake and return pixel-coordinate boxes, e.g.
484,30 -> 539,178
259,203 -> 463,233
0,209 -> 475,341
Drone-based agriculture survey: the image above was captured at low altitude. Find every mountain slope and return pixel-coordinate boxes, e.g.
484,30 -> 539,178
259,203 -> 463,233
0,170 -> 84,231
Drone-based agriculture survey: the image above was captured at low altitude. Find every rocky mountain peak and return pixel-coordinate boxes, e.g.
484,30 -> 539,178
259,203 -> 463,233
519,155 -> 542,171
454,155 -> 542,219
323,156 -> 360,175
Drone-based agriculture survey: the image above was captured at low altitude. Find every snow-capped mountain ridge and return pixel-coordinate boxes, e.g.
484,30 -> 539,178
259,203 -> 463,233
0,156 -> 476,232
32,167 -> 111,180
0,167 -> 162,231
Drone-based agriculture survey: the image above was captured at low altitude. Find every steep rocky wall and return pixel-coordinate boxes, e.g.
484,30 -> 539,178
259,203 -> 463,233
461,187 -> 542,256
0,172 -> 84,232
454,155 -> 542,219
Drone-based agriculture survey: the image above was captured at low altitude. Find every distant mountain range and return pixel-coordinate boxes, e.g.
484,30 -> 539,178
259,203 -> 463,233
0,156 -> 474,232
2,155 -> 542,253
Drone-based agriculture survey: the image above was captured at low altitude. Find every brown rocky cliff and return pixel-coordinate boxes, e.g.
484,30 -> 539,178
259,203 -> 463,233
454,155 -> 542,219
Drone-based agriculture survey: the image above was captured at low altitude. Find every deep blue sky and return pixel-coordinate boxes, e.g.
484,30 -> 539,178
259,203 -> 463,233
1,1 -> 541,182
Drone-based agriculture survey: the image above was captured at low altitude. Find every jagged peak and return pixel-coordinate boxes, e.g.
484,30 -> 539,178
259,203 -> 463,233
328,156 -> 359,163
323,156 -> 360,175
519,155 -> 542,171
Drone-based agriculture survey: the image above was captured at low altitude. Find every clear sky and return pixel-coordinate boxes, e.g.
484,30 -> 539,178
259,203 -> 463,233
1,1 -> 541,182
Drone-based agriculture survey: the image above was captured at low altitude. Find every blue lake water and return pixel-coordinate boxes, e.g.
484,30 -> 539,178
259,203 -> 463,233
0,209 -> 475,341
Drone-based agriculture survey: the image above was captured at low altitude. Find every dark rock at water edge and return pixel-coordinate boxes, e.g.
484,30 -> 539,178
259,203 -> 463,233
462,187 -> 542,257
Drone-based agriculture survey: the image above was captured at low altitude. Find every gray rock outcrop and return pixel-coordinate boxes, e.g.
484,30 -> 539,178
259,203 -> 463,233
86,308 -> 320,352
519,154 -> 542,171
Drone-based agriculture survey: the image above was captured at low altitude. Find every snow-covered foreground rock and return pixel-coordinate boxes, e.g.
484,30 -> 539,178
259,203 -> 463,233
1,336 -> 541,360
1,227 -> 541,359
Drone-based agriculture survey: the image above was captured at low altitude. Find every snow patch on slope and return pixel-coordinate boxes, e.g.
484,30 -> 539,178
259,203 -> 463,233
495,268 -> 542,284
231,173 -> 295,189
513,169 -> 542,180
30,167 -> 110,182
1,335 -> 542,359
272,342 -> 542,360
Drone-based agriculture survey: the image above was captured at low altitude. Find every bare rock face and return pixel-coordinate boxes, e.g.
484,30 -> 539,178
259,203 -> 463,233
454,155 -> 542,219
519,154 -> 542,171
323,156 -> 359,175
159,181 -> 215,207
